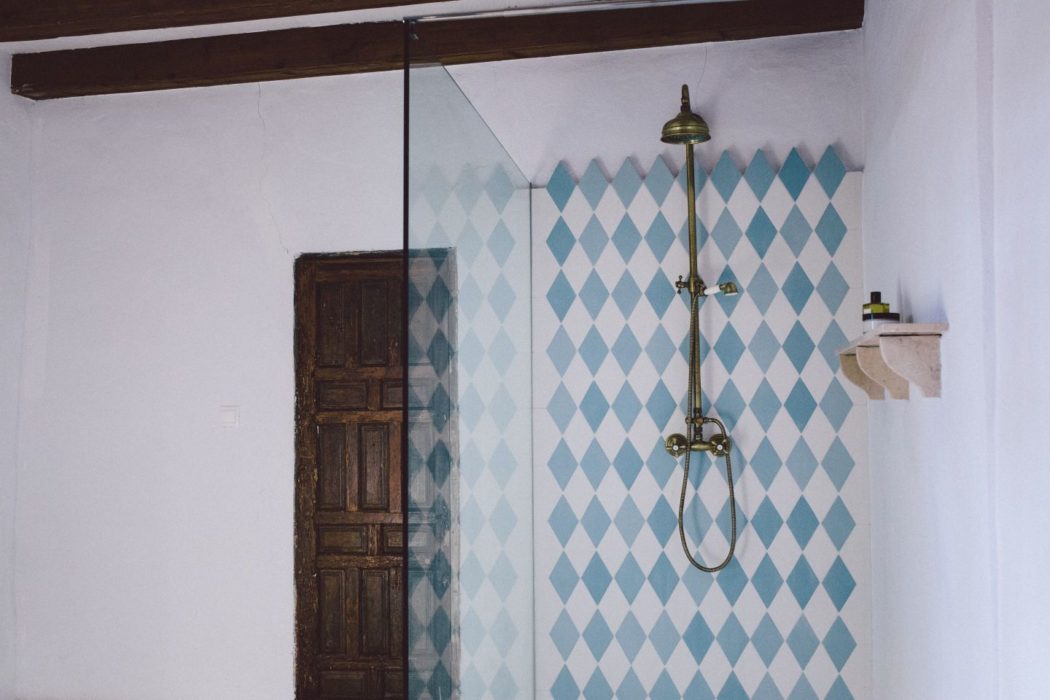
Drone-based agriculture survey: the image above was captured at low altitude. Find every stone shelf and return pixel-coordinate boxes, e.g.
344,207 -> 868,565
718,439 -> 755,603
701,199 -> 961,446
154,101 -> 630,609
838,323 -> 948,400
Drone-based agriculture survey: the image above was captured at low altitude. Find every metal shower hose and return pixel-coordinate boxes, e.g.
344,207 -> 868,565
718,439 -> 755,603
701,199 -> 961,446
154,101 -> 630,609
678,291 -> 737,572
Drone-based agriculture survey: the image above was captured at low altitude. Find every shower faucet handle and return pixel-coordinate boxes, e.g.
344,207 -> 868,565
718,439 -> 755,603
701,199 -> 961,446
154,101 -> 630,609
675,275 -> 687,294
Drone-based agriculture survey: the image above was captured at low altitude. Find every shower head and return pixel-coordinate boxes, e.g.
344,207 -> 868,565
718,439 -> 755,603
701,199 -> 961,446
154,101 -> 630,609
661,84 -> 710,145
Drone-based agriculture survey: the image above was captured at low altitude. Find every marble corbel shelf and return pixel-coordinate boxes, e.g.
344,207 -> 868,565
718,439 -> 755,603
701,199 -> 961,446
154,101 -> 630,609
838,323 -> 948,400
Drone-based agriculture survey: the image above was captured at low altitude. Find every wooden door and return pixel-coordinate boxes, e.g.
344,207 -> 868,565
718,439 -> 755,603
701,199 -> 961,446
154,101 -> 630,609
295,254 -> 405,699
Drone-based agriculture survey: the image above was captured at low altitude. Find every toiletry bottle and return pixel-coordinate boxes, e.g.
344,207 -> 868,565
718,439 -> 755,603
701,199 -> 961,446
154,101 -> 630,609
863,291 -> 900,329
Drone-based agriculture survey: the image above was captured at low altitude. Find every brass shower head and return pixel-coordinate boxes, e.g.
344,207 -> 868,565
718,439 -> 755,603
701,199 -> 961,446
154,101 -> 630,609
661,84 -> 710,145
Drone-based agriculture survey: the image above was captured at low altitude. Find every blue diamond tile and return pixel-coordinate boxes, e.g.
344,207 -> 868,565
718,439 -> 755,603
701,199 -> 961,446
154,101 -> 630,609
461,609 -> 484,654
787,616 -> 820,667
823,497 -> 856,550
815,146 -> 847,196
462,497 -> 484,542
649,437 -> 678,488
787,558 -> 820,607
488,552 -> 517,600
717,613 -> 749,664
583,669 -> 613,700
488,273 -> 516,320
645,156 -> 676,203
582,611 -> 614,660
747,207 -> 778,257
488,220 -> 515,267
752,496 -> 785,548
719,673 -> 749,700
681,565 -> 715,606
683,613 -> 715,663
754,675 -> 784,700
579,215 -> 609,264
648,553 -> 679,605
426,275 -> 452,321
783,321 -> 816,373
579,270 -> 610,319
461,384 -> 484,429
427,440 -> 451,486
646,325 -> 677,373
714,380 -> 747,432
824,557 -> 856,611
716,559 -> 749,604
752,553 -> 784,606
488,328 -> 516,374
461,552 -> 484,597
611,327 -> 643,372
751,379 -> 782,431
546,217 -> 575,265
615,497 -> 645,545
648,498 -> 678,545
817,262 -> 849,314
579,327 -> 609,374
645,270 -> 676,316
785,380 -> 818,430
490,497 -> 517,543
752,614 -> 784,666
649,611 -> 681,663
613,160 -> 644,205
580,439 -> 609,489
547,271 -> 576,321
490,611 -> 518,657
579,160 -> 609,208
787,437 -> 819,488
548,438 -> 577,489
454,166 -> 483,211
491,664 -> 519,698
582,554 -> 613,602
549,497 -> 578,546
713,325 -> 746,372
652,670 -> 681,700
550,553 -> 579,603
788,677 -> 818,700
612,271 -> 643,317
613,439 -> 643,487
426,329 -> 451,374
823,438 -> 855,490
714,264 -> 743,316
615,553 -> 646,603
490,385 -> 516,430
716,497 -> 747,543
816,205 -> 848,256
428,661 -> 453,699
552,667 -> 580,700
826,677 -> 855,700
782,206 -> 813,257
646,380 -> 678,430
611,215 -> 643,264
580,384 -> 610,431
542,327 -> 570,375
745,150 -> 777,200
818,320 -> 849,370
618,671 -> 647,700
486,165 -> 514,211
612,386 -> 643,431
429,606 -> 452,653
684,673 -> 715,700
581,498 -> 612,545
824,618 -> 856,671
749,321 -> 781,372
711,209 -> 743,259
750,438 -> 783,490
780,149 -> 811,200
787,497 -> 819,548
645,212 -> 677,262
748,264 -> 779,315
459,274 -> 483,319
821,379 -> 853,430
711,151 -> 742,201
616,612 -> 646,661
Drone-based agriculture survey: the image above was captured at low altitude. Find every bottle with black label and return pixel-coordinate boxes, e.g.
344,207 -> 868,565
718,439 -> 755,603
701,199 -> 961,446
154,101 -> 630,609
863,291 -> 901,329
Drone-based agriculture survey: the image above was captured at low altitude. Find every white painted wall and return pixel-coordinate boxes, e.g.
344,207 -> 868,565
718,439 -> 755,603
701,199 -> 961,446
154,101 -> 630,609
0,53 -> 31,700
9,30 -> 863,699
993,2 -> 1050,697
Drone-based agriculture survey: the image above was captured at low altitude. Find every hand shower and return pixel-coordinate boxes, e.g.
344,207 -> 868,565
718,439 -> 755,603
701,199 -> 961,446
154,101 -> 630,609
660,85 -> 739,573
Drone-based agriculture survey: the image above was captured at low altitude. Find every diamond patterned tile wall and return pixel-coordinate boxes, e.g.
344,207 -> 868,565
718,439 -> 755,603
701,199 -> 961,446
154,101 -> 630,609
532,149 -> 870,699
409,161 -> 533,700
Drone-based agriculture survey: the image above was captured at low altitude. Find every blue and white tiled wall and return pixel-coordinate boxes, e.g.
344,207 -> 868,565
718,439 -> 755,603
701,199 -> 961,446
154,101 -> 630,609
532,149 -> 870,699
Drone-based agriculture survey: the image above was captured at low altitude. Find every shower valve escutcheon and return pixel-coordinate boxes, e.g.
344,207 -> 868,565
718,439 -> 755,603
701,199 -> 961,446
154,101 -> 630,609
665,431 -> 731,458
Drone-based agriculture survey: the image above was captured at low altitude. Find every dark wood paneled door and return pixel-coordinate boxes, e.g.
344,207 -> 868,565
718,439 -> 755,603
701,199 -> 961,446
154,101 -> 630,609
295,254 -> 405,699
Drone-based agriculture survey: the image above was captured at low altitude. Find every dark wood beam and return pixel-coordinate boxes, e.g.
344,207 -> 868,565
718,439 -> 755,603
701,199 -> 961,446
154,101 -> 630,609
0,0 -> 444,42
11,0 -> 864,100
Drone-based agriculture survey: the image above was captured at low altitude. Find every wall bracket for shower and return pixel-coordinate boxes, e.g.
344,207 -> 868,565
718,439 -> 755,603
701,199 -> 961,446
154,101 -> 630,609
838,323 -> 948,399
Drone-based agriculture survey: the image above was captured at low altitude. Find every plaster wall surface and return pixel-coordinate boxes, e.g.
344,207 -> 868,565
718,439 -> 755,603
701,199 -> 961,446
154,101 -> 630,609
12,31 -> 863,699
863,0 -> 997,697
993,1 -> 1050,696
0,52 -> 31,700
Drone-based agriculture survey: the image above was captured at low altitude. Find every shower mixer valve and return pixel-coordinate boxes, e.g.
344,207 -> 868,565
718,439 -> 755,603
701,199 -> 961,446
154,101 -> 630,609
664,428 -> 731,458
675,276 -> 740,298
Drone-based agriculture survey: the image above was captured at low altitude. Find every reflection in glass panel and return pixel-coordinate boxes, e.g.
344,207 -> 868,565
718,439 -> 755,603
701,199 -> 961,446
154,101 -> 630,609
406,63 -> 533,700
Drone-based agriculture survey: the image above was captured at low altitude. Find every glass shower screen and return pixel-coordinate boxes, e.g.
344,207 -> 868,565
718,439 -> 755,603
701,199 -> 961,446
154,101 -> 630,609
404,54 -> 534,700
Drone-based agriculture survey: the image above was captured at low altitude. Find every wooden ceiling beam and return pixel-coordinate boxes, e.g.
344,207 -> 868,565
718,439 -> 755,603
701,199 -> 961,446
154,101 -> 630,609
11,0 -> 864,101
0,0 -> 444,42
